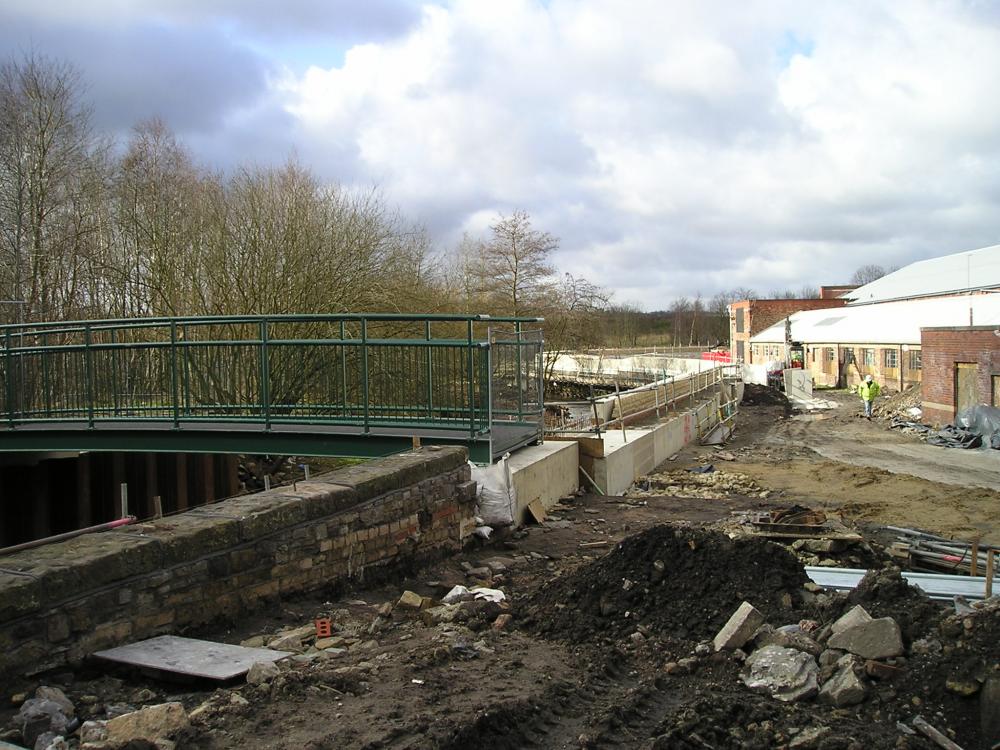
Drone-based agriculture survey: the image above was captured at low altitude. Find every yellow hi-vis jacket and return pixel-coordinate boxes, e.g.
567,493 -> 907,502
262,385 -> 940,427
857,380 -> 881,401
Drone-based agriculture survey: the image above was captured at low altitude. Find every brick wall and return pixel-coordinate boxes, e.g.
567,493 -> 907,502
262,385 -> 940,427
921,326 -> 1000,425
0,447 -> 475,687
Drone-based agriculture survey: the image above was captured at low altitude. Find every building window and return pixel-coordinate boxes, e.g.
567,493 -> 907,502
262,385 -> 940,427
736,341 -> 745,360
884,349 -> 898,368
909,350 -> 922,370
843,348 -> 855,364
826,348 -> 835,362
863,349 -> 875,366
735,308 -> 745,334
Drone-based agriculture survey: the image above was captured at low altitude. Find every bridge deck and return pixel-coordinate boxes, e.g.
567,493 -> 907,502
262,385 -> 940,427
0,314 -> 544,463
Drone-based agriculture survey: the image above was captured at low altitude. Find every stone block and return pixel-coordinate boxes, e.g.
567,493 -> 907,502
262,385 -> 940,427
830,604 -> 872,635
47,614 -> 70,643
818,664 -> 868,706
713,601 -> 766,651
397,590 -> 423,609
106,702 -> 189,744
827,617 -> 903,660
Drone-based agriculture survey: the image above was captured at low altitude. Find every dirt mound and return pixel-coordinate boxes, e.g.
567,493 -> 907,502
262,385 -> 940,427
741,383 -> 790,411
519,525 -> 809,644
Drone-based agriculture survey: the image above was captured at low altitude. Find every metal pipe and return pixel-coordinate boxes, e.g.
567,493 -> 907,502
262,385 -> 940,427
0,516 -> 137,557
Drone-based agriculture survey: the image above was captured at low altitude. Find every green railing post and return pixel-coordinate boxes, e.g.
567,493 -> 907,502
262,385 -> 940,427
515,321 -> 524,421
181,324 -> 191,416
4,329 -> 13,427
260,319 -> 270,429
42,332 -> 50,418
170,321 -> 180,428
361,318 -> 369,433
467,319 -> 475,437
425,320 -> 433,420
339,320 -> 347,417
84,324 -> 95,428
110,329 -> 120,416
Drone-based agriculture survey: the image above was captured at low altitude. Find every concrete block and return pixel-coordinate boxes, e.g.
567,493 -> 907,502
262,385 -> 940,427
827,617 -> 903,660
830,604 -> 872,635
742,645 -> 819,702
713,601 -> 766,651
397,590 -> 423,609
818,665 -> 868,706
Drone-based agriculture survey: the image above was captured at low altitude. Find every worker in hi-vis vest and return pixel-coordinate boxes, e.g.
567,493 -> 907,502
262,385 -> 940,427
856,374 -> 881,419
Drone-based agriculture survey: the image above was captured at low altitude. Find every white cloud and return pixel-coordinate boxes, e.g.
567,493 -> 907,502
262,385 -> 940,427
6,0 -> 1000,308
278,0 -> 1000,307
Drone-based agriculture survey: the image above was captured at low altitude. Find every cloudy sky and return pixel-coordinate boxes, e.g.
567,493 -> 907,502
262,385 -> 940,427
3,1 -> 1000,309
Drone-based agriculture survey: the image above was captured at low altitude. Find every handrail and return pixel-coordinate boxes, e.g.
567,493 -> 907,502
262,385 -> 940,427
0,312 -> 544,337
0,313 -> 546,462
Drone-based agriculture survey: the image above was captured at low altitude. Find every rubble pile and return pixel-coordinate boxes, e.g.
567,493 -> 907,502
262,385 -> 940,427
5,684 -> 192,750
520,525 -> 809,644
875,386 -> 922,421
631,469 -> 773,500
647,567 -> 999,749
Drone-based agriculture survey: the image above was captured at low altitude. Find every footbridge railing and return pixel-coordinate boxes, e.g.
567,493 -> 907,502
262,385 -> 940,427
0,314 -> 544,463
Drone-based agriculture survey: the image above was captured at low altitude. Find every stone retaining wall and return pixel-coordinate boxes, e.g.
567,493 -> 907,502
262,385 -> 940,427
0,447 -> 474,687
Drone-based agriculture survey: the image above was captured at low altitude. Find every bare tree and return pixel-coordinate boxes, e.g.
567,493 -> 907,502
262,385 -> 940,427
468,209 -> 557,317
851,264 -> 887,285
0,53 -> 101,322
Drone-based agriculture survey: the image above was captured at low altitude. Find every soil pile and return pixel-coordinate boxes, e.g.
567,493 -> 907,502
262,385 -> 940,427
740,383 -> 790,412
519,525 -> 808,644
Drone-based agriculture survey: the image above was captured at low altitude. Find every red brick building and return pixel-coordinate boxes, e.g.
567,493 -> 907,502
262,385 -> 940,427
729,297 -> 849,363
920,325 -> 1000,425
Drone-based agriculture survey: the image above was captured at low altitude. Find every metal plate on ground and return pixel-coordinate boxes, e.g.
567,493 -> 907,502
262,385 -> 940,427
93,635 -> 292,681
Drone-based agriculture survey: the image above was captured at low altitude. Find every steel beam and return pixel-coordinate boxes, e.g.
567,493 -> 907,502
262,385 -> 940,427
0,428 -> 490,463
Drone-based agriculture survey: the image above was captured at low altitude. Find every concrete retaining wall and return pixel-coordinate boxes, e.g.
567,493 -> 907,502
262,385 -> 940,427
0,447 -> 474,687
583,395 -> 721,495
508,441 -> 579,524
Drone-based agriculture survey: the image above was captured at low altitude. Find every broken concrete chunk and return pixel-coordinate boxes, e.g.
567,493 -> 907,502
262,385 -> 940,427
32,689 -> 73,719
246,661 -> 281,686
14,698 -> 73,749
788,726 -> 832,749
742,645 -> 819,702
830,605 -> 873,635
267,632 -> 306,652
713,601 -> 766,652
420,605 -> 461,626
755,627 -> 823,656
105,702 -> 189,745
827,617 -> 903,660
397,590 -> 424,609
818,665 -> 868,706
79,720 -> 109,744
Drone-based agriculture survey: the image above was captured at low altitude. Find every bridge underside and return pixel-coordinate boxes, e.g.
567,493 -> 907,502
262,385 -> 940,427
0,422 -> 514,463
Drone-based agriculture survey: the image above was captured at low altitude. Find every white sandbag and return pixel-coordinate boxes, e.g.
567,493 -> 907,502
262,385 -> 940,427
470,455 -> 516,527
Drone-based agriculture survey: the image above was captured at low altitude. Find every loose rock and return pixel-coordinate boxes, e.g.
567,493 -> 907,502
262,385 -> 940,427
742,645 -> 819,702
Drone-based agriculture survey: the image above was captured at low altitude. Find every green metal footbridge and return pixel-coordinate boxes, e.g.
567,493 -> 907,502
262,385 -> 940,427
0,314 -> 544,463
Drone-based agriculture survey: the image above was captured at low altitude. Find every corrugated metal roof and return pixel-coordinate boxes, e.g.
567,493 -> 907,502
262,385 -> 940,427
846,244 -> 1000,303
750,294 -> 1000,345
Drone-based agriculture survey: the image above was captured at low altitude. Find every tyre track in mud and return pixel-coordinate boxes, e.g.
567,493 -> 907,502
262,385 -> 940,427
438,656 -> 685,750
